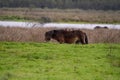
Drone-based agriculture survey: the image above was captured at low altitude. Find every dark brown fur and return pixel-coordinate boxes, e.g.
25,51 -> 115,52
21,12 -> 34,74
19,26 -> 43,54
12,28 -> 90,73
45,29 -> 88,44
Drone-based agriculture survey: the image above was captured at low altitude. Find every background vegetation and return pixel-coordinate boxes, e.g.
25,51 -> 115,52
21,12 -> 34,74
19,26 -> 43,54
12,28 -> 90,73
0,8 -> 120,23
0,0 -> 120,10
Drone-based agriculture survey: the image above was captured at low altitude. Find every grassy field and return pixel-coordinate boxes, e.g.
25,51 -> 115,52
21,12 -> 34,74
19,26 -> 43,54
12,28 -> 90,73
0,8 -> 120,23
0,42 -> 120,80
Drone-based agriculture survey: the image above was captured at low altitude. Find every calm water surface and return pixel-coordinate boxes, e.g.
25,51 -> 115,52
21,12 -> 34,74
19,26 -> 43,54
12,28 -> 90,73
0,21 -> 120,29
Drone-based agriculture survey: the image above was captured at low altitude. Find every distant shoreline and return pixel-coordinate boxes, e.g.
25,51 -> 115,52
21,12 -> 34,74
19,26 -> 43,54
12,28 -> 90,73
0,8 -> 120,24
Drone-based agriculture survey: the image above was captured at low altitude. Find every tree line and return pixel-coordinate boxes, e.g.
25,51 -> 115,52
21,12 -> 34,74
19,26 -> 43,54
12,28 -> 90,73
0,0 -> 120,10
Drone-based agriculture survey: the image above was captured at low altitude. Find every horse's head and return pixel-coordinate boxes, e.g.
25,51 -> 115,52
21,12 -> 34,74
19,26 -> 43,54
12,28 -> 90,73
45,30 -> 64,43
45,30 -> 55,42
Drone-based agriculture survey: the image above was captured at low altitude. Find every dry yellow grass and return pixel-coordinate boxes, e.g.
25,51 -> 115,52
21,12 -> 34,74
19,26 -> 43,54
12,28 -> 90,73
0,26 -> 120,43
83,29 -> 120,43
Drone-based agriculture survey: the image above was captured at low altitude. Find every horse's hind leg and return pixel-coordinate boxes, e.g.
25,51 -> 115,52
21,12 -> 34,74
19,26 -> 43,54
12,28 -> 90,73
75,40 -> 80,44
75,39 -> 84,44
80,38 -> 86,44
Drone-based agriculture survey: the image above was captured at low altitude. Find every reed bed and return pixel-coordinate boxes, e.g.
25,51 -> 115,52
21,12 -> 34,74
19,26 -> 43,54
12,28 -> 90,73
0,26 -> 120,43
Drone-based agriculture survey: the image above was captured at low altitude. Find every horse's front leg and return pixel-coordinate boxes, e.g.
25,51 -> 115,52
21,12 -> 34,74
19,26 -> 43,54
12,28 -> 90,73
58,38 -> 64,44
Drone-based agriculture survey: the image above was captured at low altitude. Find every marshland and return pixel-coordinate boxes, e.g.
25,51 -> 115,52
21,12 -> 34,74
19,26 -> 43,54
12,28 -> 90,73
0,0 -> 120,80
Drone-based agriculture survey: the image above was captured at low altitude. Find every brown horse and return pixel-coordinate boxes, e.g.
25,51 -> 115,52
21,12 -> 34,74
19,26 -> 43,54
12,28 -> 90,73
45,29 -> 88,44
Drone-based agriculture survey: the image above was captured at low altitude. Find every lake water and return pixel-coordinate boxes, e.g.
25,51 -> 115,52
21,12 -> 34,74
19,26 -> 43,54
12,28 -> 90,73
0,21 -> 120,29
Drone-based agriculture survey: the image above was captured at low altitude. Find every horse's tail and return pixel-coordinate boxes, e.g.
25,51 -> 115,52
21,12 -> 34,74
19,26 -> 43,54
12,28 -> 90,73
85,33 -> 88,44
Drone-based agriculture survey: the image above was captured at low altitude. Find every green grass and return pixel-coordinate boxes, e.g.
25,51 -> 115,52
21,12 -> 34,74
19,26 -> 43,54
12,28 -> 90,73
0,16 -> 29,22
0,42 -> 120,80
59,21 -> 120,24
0,15 -> 120,24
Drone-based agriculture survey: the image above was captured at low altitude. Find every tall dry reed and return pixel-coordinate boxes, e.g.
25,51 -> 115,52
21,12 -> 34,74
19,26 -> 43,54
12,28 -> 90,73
0,26 -> 120,43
